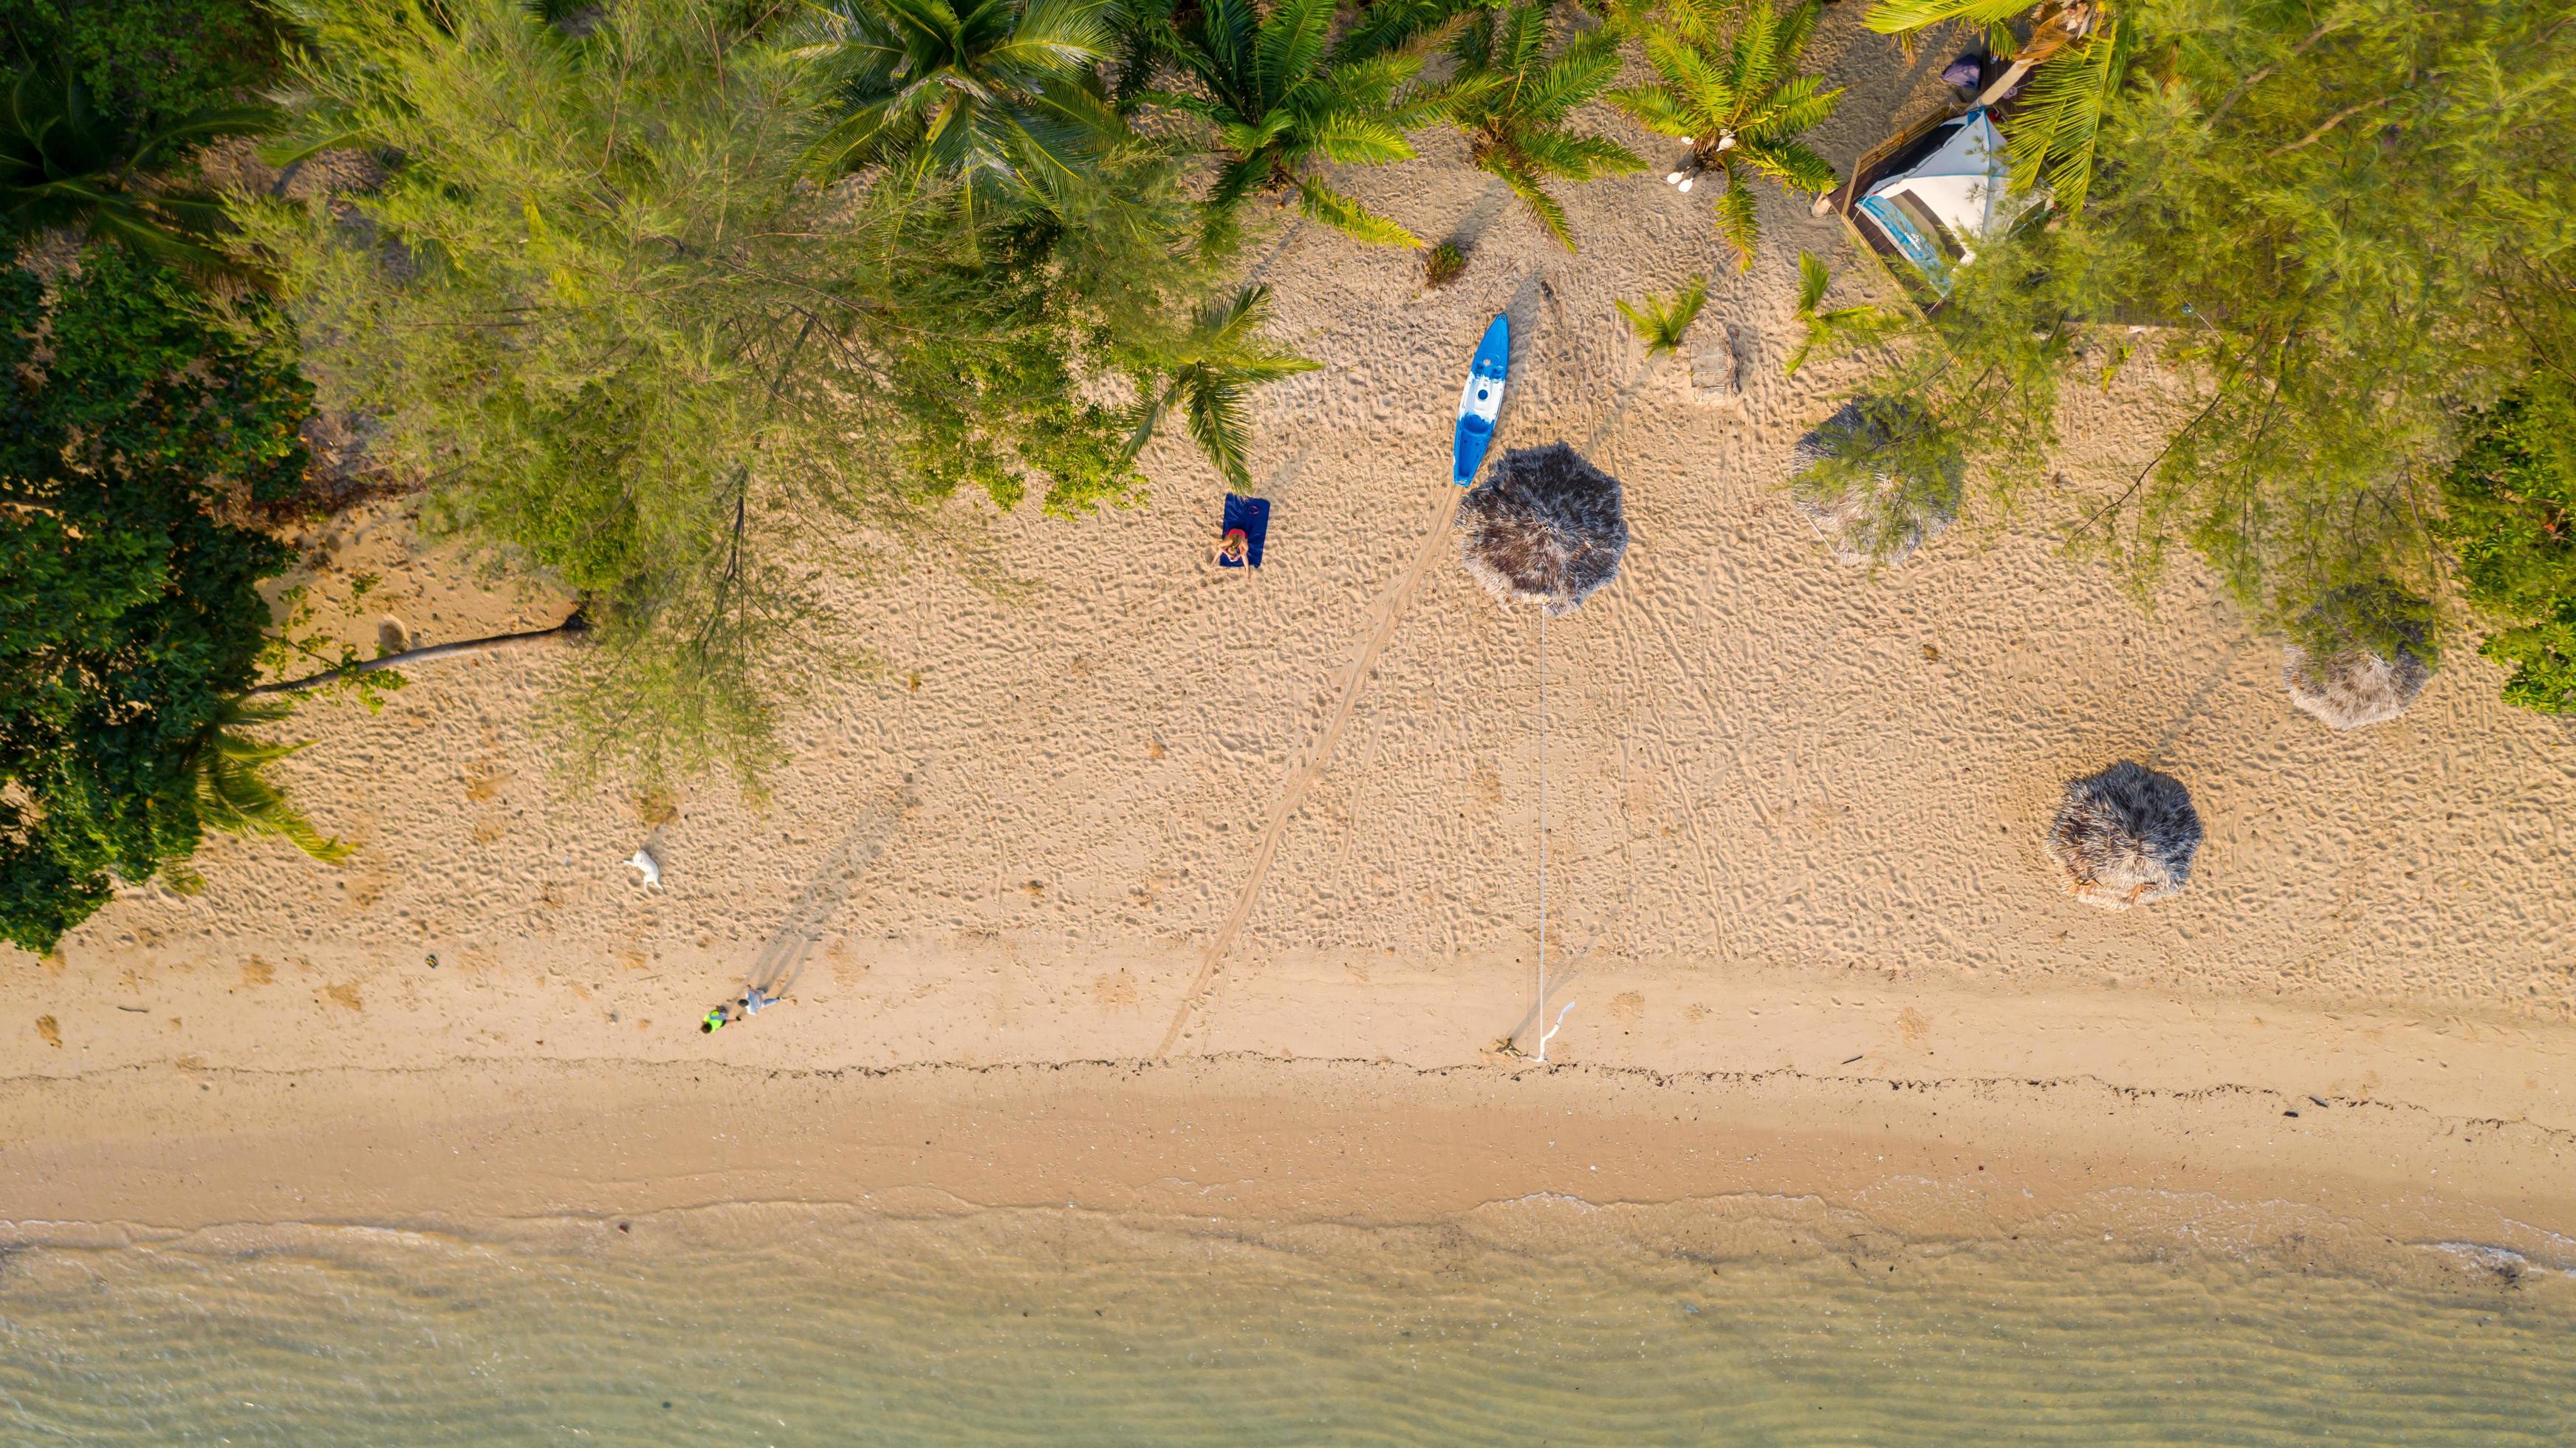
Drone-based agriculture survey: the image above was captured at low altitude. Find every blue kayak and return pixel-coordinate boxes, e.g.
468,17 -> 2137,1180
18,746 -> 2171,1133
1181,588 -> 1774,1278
1453,314 -> 1509,487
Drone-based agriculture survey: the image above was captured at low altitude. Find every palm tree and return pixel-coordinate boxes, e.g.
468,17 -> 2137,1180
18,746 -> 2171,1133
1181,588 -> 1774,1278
1439,0 -> 1642,250
1783,250 -> 1899,374
1145,0 -> 1447,247
188,697 -> 354,865
1864,0 -> 2129,212
1616,273 -> 1708,357
1608,0 -> 1841,267
795,0 -> 1126,220
1123,283 -> 1320,488
0,64 -> 264,270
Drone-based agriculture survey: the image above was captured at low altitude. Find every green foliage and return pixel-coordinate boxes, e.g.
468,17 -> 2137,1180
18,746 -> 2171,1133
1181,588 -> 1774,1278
795,0 -> 1126,225
1138,0 -> 1445,248
1437,0 -> 1642,250
1123,283 -> 1318,491
0,244 -> 325,955
0,62 -> 267,268
2284,577 -> 2437,671
0,0 -> 280,134
1808,0 -> 2576,649
1614,273 -> 1705,357
1423,239 -> 1467,287
1863,0 -> 2133,212
1784,250 -> 1898,375
2439,391 -> 2576,713
1609,0 -> 1841,267
191,695 -> 354,862
239,0 -> 1219,785
1791,393 -> 1967,560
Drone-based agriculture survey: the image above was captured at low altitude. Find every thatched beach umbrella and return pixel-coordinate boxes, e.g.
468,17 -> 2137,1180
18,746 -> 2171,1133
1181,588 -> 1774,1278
2281,585 -> 2436,729
1788,399 -> 1962,565
1459,443 -> 1628,616
2284,645 -> 2433,729
2045,762 -> 2202,909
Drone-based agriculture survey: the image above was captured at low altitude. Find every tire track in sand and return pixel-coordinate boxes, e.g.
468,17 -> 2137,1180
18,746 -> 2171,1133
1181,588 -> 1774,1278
1154,488 -> 1466,1057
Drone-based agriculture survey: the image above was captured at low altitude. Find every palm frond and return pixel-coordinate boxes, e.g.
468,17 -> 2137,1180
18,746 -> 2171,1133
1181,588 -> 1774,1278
1643,31 -> 1732,123
1182,372 -> 1257,489
1795,247 -> 1833,313
1862,0 -> 2035,35
1521,35 -> 1624,121
1497,0 -> 1553,75
1731,2 -> 1787,95
1253,0 -> 1337,107
1738,137 -> 1837,194
1128,284 -> 1320,486
991,0 -> 1116,69
190,700 -> 353,865
1517,129 -> 1645,181
1496,162 -> 1578,249
1712,178 -> 1760,267
1313,50 -> 1424,107
1304,112 -> 1417,165
1296,174 -> 1420,245
1605,81 -> 1696,137
1743,72 -> 1841,141
2004,18 -> 2134,211
1336,0 -> 1473,61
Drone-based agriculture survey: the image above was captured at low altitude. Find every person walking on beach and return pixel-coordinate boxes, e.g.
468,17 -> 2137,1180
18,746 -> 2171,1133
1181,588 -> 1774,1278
741,986 -> 780,1017
700,1005 -> 730,1034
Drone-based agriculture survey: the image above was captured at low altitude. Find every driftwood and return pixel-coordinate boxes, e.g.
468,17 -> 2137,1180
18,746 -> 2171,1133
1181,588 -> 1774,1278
248,609 -> 589,695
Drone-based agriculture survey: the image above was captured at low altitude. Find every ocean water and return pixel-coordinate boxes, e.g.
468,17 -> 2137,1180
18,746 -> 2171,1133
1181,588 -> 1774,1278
3,1195 -> 2571,1444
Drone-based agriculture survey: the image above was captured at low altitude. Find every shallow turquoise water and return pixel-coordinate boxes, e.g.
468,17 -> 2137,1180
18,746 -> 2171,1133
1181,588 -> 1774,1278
3,1195 -> 2570,1444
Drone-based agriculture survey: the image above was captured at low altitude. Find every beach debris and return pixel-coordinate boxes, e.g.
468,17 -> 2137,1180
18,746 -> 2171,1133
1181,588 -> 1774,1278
377,615 -> 411,655
1459,443 -> 1628,616
2281,584 -> 2436,729
627,845 -> 663,891
1788,397 -> 1962,565
2044,762 -> 2202,909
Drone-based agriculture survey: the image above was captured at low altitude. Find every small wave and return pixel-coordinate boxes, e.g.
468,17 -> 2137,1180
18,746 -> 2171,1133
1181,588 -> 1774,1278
2427,1241 -> 2576,1283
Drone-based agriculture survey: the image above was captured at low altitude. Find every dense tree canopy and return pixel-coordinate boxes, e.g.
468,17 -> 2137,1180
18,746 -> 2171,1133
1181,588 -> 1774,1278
0,246 -> 318,953
241,0 -> 1282,783
1807,0 -> 2576,711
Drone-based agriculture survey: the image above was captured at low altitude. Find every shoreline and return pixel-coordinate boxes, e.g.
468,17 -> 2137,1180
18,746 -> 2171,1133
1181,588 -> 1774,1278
7,963 -> 2572,1254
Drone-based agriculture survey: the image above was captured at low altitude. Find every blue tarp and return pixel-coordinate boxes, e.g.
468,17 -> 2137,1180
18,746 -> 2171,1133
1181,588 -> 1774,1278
1220,493 -> 1270,568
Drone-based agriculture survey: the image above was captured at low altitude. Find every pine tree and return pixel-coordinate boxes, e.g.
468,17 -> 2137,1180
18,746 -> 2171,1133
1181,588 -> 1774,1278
1803,0 -> 2576,689
243,0 -> 1284,784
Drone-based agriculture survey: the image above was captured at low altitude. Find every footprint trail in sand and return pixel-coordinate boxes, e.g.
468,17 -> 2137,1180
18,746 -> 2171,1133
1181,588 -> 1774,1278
1154,488 -> 1467,1057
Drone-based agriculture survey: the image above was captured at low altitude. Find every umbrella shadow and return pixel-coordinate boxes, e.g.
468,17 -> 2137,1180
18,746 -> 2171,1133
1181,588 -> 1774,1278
1500,909 -> 1624,1053
2143,638 -> 2255,769
744,772 -> 919,1001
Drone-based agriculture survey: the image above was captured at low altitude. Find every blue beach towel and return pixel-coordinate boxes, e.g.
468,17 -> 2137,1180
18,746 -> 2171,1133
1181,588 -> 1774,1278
1219,493 -> 1270,568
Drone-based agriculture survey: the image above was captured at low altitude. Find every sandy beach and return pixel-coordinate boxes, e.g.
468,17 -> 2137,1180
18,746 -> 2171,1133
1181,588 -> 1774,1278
7,7 -> 2575,1260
